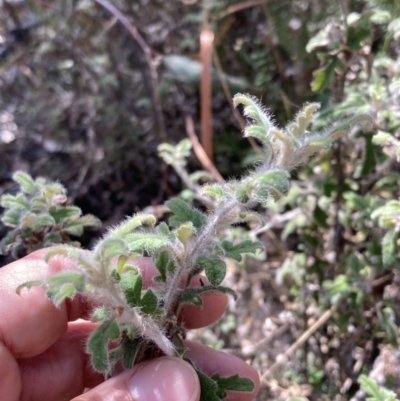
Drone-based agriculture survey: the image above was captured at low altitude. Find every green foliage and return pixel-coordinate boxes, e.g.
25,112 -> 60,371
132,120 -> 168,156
195,369 -> 255,401
359,375 -> 399,401
9,91 -> 360,398
0,172 -> 101,257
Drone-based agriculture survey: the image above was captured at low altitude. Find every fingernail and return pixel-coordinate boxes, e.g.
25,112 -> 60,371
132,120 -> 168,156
128,357 -> 200,401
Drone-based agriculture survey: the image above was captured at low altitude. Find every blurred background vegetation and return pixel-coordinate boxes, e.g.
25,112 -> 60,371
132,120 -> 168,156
1,0 -> 400,400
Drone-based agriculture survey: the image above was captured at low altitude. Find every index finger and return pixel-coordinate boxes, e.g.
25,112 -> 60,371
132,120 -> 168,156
0,249 -> 89,358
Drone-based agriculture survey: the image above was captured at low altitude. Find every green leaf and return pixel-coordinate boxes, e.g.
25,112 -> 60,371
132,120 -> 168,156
211,372 -> 255,398
361,133 -> 377,176
13,171 -> 37,194
43,231 -> 69,245
221,240 -> 264,261
120,271 -> 142,307
382,231 -> 398,267
47,271 -> 86,291
122,337 -> 143,369
1,193 -> 30,210
196,369 -> 220,401
88,319 -> 120,372
235,186 -> 250,203
49,206 -> 82,221
62,220 -> 85,236
33,213 -> 56,230
196,369 -> 255,401
52,283 -> 77,306
166,198 -> 207,230
125,233 -> 171,252
201,185 -> 225,201
254,170 -> 290,198
154,250 -> 174,282
313,205 -> 329,229
197,256 -> 226,286
1,209 -> 20,226
311,57 -> 338,92
91,307 -> 110,322
176,222 -> 196,245
110,213 -> 157,239
94,238 -> 128,260
359,375 -> 383,398
140,289 -> 159,314
16,279 -> 44,294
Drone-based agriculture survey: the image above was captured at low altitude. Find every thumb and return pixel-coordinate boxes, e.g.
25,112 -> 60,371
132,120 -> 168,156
72,356 -> 201,401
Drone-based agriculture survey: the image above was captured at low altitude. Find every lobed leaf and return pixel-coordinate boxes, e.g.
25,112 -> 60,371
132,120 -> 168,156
120,271 -> 142,307
110,214 -> 157,239
196,256 -> 226,286
166,198 -> 207,230
125,233 -> 171,252
88,318 -> 120,372
140,289 -> 159,315
221,240 -> 264,261
13,171 -> 37,194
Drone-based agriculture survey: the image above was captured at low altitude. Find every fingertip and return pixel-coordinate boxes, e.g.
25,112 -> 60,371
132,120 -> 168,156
180,275 -> 229,329
73,357 -> 200,401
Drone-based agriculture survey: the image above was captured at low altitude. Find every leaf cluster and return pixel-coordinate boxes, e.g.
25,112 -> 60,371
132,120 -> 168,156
0,172 -> 101,257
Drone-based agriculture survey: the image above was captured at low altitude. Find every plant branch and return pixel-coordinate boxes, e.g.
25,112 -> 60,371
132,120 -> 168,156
260,303 -> 338,384
93,0 -> 167,141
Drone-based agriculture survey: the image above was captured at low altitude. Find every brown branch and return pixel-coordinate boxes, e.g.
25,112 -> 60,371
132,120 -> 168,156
185,115 -> 225,184
93,0 -> 167,141
200,28 -> 214,161
260,304 -> 338,384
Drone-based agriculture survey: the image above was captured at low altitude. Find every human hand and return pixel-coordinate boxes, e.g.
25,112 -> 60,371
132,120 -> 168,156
0,249 -> 260,401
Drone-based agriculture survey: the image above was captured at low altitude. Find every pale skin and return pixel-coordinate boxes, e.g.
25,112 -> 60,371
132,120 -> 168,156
0,249 -> 260,401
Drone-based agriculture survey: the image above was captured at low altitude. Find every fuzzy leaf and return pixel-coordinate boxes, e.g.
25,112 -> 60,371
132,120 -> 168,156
382,231 -> 398,267
197,256 -> 226,286
122,337 -> 143,369
311,57 -> 338,92
33,213 -> 56,230
189,171 -> 213,183
110,214 -> 157,239
254,170 -> 289,196
52,283 -> 77,306
196,369 -> 220,401
166,198 -> 207,230
43,232 -> 63,246
221,240 -> 264,261
211,372 -> 255,398
95,238 -> 128,260
47,271 -> 86,291
125,233 -> 171,252
91,307 -> 110,322
49,206 -> 82,221
120,271 -> 142,307
358,375 -> 383,398
13,171 -> 37,194
201,185 -> 225,201
1,209 -> 20,226
154,250 -> 174,282
140,289 -> 159,314
238,212 -> 264,225
1,193 -> 30,210
236,186 -> 250,203
88,319 -> 120,372
176,222 -> 196,245
16,279 -> 44,294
